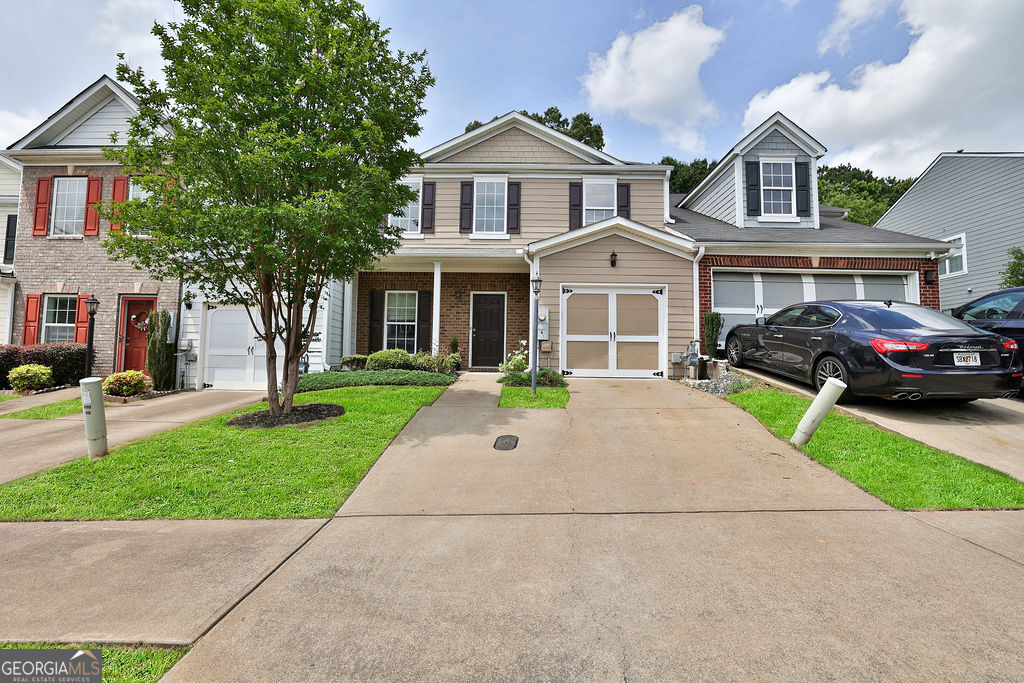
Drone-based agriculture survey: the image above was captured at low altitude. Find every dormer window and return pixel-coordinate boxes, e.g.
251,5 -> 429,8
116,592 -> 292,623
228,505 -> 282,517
583,179 -> 616,224
389,179 -> 422,235
760,160 -> 794,216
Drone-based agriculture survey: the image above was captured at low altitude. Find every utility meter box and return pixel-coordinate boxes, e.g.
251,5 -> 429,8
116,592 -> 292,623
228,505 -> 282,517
537,306 -> 550,341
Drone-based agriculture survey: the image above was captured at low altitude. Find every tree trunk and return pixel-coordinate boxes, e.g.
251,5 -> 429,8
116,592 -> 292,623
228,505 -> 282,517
281,354 -> 301,413
264,344 -> 281,415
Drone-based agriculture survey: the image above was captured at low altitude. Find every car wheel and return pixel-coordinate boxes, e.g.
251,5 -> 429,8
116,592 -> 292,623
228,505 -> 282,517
813,355 -> 851,401
726,336 -> 744,367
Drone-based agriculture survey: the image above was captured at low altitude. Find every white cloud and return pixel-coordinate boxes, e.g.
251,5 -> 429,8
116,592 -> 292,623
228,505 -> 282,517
93,0 -> 177,69
818,0 -> 896,56
744,0 -> 1024,177
582,6 -> 725,155
0,109 -> 42,148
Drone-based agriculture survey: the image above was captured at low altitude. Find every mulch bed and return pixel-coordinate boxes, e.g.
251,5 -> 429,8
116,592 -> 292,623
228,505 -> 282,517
227,402 -> 345,429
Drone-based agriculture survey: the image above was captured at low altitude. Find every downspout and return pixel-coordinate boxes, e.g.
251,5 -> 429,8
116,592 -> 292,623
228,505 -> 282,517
692,246 -> 706,346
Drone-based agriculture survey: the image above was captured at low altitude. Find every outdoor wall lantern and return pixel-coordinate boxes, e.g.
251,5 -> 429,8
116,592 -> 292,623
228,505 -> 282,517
85,296 -> 100,376
610,251 -> 617,268
924,269 -> 937,284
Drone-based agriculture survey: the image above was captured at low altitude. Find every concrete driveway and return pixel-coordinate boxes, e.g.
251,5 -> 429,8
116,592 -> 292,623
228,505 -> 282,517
735,366 -> 1024,481
0,390 -> 263,483
166,376 -> 1024,681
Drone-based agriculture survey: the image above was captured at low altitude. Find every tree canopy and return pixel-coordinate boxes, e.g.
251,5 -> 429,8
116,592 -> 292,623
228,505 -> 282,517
101,0 -> 433,414
660,156 -> 719,195
465,107 -> 604,150
1001,247 -> 1024,288
816,163 -> 915,226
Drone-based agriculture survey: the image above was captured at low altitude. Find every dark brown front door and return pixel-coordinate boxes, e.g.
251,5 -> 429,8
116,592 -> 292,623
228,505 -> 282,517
471,293 -> 505,367
120,298 -> 156,372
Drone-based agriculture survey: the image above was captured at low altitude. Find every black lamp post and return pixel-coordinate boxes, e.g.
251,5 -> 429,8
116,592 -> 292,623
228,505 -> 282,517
84,296 -> 100,377
530,276 -> 543,396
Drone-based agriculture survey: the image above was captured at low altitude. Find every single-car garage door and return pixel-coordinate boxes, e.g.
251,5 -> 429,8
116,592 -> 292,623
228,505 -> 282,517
561,286 -> 666,377
710,270 -> 913,348
202,305 -> 283,390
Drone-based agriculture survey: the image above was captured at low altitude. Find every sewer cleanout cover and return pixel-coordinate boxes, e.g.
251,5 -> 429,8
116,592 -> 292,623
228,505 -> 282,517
493,435 -> 519,451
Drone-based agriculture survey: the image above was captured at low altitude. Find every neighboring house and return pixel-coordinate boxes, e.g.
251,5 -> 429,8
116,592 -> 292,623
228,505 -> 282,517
0,155 -> 19,343
874,152 -> 1024,311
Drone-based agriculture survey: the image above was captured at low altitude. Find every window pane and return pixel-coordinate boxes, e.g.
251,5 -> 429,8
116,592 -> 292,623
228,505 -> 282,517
388,181 -> 421,233
762,188 -> 793,215
385,292 -> 417,323
43,296 -> 76,343
585,208 -> 615,224
51,177 -> 87,236
960,292 -> 1024,320
385,323 -> 416,352
769,306 -> 805,326
474,181 -> 506,233
585,182 -> 615,208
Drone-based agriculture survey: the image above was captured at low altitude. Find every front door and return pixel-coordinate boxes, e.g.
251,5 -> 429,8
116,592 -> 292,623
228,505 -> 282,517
471,293 -> 505,367
120,298 -> 156,372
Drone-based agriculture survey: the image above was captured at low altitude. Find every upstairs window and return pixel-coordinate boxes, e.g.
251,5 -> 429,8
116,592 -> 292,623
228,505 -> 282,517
43,295 -> 77,342
50,177 -> 87,236
939,233 -> 966,277
128,180 -> 153,235
760,160 -> 794,216
474,179 -> 506,233
389,180 -> 421,234
384,291 -> 417,352
584,180 -> 616,225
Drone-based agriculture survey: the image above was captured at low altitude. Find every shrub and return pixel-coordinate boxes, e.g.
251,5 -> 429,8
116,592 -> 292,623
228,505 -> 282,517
8,364 -> 53,392
0,345 -> 20,390
411,351 -> 436,372
103,370 -> 149,397
498,368 -> 567,387
146,309 -> 176,391
18,343 -> 87,386
339,354 -> 367,371
366,348 -> 413,371
703,312 -> 724,360
450,337 -> 459,354
296,369 -> 457,392
439,352 -> 461,374
498,339 -> 529,373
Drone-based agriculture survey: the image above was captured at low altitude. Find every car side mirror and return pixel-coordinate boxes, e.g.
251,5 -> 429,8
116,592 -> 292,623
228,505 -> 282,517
755,316 -> 766,326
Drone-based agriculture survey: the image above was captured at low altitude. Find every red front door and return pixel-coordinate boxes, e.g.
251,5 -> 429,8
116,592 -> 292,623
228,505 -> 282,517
120,299 -> 156,372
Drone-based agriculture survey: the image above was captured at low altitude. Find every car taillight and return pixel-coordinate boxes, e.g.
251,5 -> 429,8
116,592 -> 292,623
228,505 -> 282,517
1003,340 -> 1019,351
870,338 -> 930,354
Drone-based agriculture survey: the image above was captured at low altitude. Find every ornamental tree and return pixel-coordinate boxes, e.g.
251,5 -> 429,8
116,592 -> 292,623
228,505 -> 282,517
101,0 -> 433,414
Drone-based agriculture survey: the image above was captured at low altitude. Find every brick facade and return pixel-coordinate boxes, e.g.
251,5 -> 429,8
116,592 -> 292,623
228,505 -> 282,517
11,165 -> 181,374
356,271 -> 529,364
697,254 -> 941,353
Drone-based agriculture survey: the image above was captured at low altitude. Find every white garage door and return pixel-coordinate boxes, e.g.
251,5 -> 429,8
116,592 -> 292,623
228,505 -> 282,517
560,286 -> 667,377
710,270 -> 912,348
202,305 -> 283,390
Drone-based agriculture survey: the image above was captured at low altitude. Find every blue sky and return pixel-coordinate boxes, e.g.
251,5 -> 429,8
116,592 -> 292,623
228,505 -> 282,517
1,1 -> 1021,177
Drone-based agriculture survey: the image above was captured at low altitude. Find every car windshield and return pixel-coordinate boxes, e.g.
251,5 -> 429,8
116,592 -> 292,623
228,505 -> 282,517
852,304 -> 979,333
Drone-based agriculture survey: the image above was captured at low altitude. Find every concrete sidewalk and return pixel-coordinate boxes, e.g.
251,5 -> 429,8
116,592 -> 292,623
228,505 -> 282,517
0,390 -> 262,483
166,378 -> 1024,681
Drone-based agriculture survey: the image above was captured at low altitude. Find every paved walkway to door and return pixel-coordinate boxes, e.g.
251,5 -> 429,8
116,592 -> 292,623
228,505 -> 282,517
166,378 -> 1024,681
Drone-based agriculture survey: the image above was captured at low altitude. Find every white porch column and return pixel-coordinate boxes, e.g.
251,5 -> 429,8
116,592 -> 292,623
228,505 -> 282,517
342,279 -> 355,357
432,262 -> 441,354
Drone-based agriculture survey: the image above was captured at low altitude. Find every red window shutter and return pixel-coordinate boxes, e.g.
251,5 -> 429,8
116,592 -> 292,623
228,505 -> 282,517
33,177 -> 52,236
110,176 -> 129,231
84,177 -> 103,235
74,294 -> 91,343
22,294 -> 41,345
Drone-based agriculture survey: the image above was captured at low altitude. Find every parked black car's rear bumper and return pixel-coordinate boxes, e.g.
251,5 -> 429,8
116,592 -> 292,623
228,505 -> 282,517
848,364 -> 1023,399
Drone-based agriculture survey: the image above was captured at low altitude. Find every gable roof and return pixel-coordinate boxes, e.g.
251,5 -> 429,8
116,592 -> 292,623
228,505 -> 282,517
7,75 -> 141,150
681,112 -> 827,209
422,111 -> 624,166
524,215 -> 696,260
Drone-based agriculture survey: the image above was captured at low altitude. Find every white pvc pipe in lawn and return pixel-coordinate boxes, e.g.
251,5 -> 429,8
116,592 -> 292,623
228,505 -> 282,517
80,377 -> 108,459
790,377 -> 847,447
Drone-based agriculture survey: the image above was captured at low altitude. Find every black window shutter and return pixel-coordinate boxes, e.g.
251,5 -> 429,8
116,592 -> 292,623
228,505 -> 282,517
369,290 -> 385,353
420,182 -> 435,233
416,291 -> 432,352
794,162 -> 810,217
3,215 -> 15,265
745,161 -> 761,216
459,181 -> 473,233
616,183 -> 631,219
506,181 -> 521,234
569,182 -> 583,230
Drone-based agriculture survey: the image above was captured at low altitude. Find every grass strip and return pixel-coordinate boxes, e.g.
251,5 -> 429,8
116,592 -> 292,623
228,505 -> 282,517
0,386 -> 444,520
728,388 -> 1024,510
0,397 -> 82,419
498,386 -> 570,408
0,642 -> 187,682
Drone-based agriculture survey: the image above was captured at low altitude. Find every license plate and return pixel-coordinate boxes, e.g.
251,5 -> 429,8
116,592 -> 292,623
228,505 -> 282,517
953,352 -> 981,366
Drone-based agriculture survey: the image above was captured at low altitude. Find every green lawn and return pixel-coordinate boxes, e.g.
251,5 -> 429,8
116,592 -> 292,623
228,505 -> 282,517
728,388 -> 1024,510
0,386 -> 443,521
0,393 -> 20,403
499,386 -> 570,408
0,397 -> 82,419
0,643 -> 186,682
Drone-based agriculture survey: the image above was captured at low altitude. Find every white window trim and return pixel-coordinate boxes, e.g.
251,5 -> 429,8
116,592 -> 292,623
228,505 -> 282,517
383,290 -> 418,352
42,294 -> 77,343
390,176 -> 423,238
472,175 -> 508,235
758,157 -> 796,219
938,232 -> 967,279
583,177 -> 617,225
49,176 -> 87,237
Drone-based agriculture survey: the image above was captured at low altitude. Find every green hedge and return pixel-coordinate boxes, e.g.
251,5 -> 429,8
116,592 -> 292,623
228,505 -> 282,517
0,343 -> 87,389
365,349 -> 414,371
497,369 -> 567,387
296,369 -> 457,393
